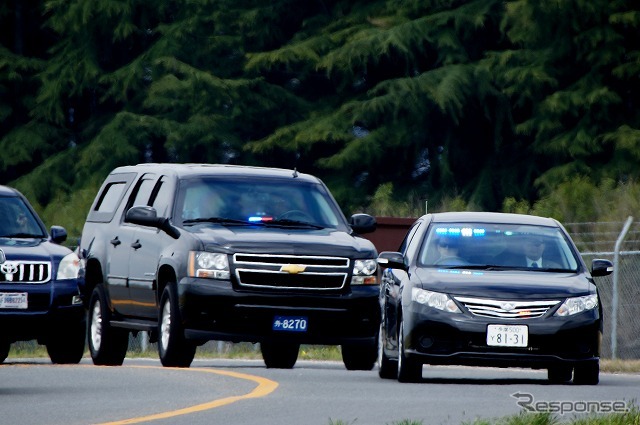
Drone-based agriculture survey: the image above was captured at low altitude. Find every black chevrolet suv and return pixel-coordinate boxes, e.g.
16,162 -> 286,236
79,164 -> 380,369
0,185 -> 85,364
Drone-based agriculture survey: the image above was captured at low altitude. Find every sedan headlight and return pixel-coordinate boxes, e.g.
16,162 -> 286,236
554,294 -> 598,317
411,288 -> 461,313
57,252 -> 83,280
351,259 -> 378,285
188,251 -> 230,280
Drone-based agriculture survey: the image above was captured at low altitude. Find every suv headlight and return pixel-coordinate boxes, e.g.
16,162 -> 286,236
351,259 -> 378,285
188,251 -> 230,280
57,252 -> 83,280
554,294 -> 598,317
411,288 -> 461,313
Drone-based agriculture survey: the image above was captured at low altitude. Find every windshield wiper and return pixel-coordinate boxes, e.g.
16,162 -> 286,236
1,233 -> 46,239
182,217 -> 255,226
265,219 -> 325,229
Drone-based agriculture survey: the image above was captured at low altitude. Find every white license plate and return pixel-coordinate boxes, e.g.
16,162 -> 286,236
0,292 -> 28,309
486,324 -> 528,347
273,316 -> 308,332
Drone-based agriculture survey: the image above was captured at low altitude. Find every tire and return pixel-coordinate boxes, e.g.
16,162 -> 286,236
378,323 -> 398,379
0,339 -> 10,364
158,285 -> 196,368
88,286 -> 129,366
342,340 -> 378,371
260,341 -> 300,369
397,320 -> 421,383
547,365 -> 572,384
573,360 -> 599,385
47,317 -> 86,364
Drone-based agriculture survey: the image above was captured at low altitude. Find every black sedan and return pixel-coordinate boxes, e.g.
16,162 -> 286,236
377,212 -> 613,384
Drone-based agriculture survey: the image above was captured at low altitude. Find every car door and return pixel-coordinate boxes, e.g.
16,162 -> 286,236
382,219 -> 423,351
128,175 -> 175,318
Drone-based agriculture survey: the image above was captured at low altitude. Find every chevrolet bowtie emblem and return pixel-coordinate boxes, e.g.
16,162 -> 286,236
280,264 -> 306,274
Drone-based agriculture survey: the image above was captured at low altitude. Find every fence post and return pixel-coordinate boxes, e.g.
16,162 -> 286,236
611,216 -> 633,359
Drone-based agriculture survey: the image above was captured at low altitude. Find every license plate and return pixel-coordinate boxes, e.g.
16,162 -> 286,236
486,324 -> 528,347
273,316 -> 308,332
0,292 -> 28,309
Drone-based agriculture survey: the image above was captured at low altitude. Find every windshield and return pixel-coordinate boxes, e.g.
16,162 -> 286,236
419,222 -> 580,271
0,196 -> 47,239
175,177 -> 345,229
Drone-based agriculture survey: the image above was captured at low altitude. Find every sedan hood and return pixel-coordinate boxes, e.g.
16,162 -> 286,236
190,225 -> 377,258
414,268 -> 594,299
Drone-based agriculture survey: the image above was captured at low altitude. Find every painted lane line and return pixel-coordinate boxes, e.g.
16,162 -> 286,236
94,366 -> 279,425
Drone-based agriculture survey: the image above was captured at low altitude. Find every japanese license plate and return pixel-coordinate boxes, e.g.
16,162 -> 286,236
486,324 -> 528,347
273,316 -> 308,332
0,292 -> 28,309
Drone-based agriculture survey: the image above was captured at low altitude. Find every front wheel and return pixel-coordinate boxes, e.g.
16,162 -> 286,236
47,317 -> 86,364
397,319 -> 422,383
260,341 -> 299,369
88,286 -> 129,366
547,365 -> 572,384
342,341 -> 377,371
158,285 -> 196,368
378,323 -> 398,379
0,339 -> 10,364
573,360 -> 599,385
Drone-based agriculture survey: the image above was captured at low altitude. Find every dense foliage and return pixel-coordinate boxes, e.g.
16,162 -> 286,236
1,0 -> 639,236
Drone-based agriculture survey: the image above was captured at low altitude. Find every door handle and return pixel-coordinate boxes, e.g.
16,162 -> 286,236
110,237 -> 121,247
131,240 -> 142,250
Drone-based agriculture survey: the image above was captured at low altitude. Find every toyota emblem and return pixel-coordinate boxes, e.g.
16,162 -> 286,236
1,262 -> 18,275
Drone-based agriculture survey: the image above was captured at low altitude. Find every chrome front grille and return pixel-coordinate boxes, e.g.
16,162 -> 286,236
454,296 -> 560,319
233,254 -> 349,291
0,261 -> 52,284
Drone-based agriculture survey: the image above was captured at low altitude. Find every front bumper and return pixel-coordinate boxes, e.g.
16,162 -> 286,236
178,277 -> 380,345
403,303 -> 601,369
0,279 -> 85,342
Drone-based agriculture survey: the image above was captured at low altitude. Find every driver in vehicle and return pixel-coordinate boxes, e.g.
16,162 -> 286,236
433,237 -> 466,265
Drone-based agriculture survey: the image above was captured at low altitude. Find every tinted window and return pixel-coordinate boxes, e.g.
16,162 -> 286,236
175,177 -> 345,229
95,182 -> 127,213
419,222 -> 579,271
0,196 -> 47,238
128,174 -> 156,209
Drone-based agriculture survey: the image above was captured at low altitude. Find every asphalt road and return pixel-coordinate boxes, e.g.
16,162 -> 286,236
1,357 -> 638,425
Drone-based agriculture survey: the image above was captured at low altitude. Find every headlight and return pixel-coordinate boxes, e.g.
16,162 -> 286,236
351,259 -> 378,285
57,252 -> 82,280
188,251 -> 230,280
554,294 -> 598,317
411,288 -> 461,313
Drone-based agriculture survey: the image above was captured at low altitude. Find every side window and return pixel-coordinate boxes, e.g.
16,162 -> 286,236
95,182 -> 127,213
87,172 -> 135,223
124,173 -> 157,217
150,176 -> 172,217
398,221 -> 422,254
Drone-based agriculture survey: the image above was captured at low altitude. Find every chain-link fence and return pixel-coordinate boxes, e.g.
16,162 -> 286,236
565,219 -> 640,360
9,219 -> 640,360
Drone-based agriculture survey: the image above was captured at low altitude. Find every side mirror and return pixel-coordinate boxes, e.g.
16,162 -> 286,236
50,226 -> 68,244
125,206 -> 180,239
378,251 -> 407,270
591,259 -> 613,277
350,213 -> 377,234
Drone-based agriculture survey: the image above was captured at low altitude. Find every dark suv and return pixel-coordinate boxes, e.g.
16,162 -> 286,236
0,185 -> 85,364
80,164 -> 380,369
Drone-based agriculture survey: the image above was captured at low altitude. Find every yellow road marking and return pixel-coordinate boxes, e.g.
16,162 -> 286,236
94,366 -> 279,425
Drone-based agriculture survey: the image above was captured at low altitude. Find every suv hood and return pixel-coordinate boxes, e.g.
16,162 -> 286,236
191,226 -> 376,257
415,268 -> 594,299
0,238 -> 70,262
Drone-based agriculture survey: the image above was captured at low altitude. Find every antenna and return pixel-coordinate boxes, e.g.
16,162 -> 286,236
292,152 -> 300,178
